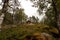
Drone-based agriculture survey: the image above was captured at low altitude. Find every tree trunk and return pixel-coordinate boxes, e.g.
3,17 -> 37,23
52,0 -> 60,39
2,0 -> 9,24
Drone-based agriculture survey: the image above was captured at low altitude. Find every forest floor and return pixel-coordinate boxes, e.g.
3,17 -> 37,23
0,24 -> 59,40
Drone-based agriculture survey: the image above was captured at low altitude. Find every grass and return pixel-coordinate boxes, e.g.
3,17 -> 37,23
0,24 -> 58,40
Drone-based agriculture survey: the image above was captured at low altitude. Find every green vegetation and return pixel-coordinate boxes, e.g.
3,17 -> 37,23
0,0 -> 60,40
0,24 -> 58,40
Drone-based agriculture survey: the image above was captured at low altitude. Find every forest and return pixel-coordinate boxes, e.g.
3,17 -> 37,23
0,0 -> 60,40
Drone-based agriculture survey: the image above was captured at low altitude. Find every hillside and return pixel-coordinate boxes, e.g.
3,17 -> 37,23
0,24 -> 59,40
